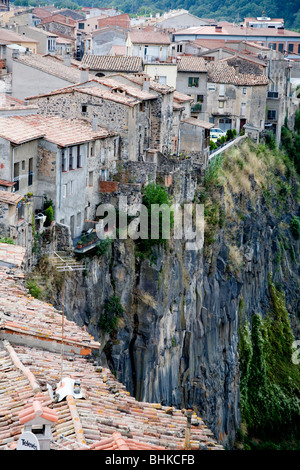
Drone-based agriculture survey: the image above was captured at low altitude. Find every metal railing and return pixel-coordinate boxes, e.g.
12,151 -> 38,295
209,135 -> 247,162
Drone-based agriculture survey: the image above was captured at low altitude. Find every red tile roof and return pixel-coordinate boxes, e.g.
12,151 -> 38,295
0,244 -> 224,451
78,431 -> 166,450
0,191 -> 23,205
0,93 -> 38,111
128,30 -> 171,45
0,115 -> 114,147
177,55 -> 208,72
0,117 -> 44,144
207,60 -> 269,86
19,400 -> 58,425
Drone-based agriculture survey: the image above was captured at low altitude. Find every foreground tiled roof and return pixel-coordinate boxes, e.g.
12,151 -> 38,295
81,54 -> 143,73
207,60 -> 269,86
177,56 -> 208,72
0,243 -> 25,267
0,115 -> 114,147
0,244 -> 223,451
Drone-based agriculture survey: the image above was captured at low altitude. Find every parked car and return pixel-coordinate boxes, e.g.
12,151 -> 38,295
210,128 -> 227,142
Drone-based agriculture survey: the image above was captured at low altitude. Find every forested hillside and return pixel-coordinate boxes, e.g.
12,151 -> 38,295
13,0 -> 300,29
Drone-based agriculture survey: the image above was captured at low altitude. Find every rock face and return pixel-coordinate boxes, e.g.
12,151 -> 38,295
40,142 -> 300,449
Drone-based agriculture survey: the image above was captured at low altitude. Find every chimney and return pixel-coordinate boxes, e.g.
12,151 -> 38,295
64,54 -> 71,66
92,115 -> 98,131
142,76 -> 150,92
184,410 -> 193,450
215,25 -> 222,33
80,65 -> 89,83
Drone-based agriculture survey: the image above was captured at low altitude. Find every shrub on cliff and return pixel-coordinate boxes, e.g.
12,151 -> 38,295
239,279 -> 300,443
135,182 -> 174,258
98,296 -> 124,335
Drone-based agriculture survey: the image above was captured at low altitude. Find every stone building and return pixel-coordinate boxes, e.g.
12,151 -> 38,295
176,56 -> 208,120
25,78 -> 157,163
206,59 -> 269,133
0,115 -> 117,240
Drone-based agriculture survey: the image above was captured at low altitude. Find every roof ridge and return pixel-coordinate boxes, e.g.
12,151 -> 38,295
66,395 -> 87,446
3,340 -> 41,394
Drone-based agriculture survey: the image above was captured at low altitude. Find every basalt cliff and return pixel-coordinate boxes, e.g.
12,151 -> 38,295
27,139 -> 300,449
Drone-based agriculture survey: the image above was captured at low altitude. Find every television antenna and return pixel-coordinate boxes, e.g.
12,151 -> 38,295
48,251 -> 86,381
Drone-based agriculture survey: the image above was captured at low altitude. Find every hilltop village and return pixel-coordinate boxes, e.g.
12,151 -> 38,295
0,2 -> 300,452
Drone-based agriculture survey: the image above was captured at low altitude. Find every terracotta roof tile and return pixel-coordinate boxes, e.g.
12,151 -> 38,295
0,245 -> 224,451
19,400 -> 58,424
0,117 -> 45,144
177,56 -> 208,72
128,31 -> 171,45
0,191 -> 23,205
207,60 -> 269,86
0,115 -> 114,147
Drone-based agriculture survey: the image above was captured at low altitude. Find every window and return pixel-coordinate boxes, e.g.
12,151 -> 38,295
81,105 -> 87,113
114,138 -> 118,157
218,100 -> 224,108
298,44 -> 300,54
188,77 -> 199,87
69,180 -> 74,195
62,150 -> 67,172
269,43 -> 276,50
47,38 -> 56,52
288,43 -> 294,53
78,22 -> 85,29
278,43 -> 284,53
242,87 -> 247,94
158,76 -> 167,85
88,171 -> 93,186
69,147 -> 74,170
13,162 -> 19,192
22,160 -> 25,170
267,109 -> 277,120
62,184 -> 67,198
240,103 -> 246,116
77,145 -> 82,168
76,211 -> 81,227
90,143 -> 94,157
28,158 -> 33,186
177,44 -> 182,53
219,84 -> 225,96
196,95 -> 204,103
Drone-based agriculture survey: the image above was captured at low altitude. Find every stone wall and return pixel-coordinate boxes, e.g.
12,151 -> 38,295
30,90 -> 140,162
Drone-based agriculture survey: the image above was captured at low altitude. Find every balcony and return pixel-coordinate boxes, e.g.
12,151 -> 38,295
191,103 -> 202,113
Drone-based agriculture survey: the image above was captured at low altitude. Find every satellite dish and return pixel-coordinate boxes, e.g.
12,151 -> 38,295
17,431 -> 40,450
